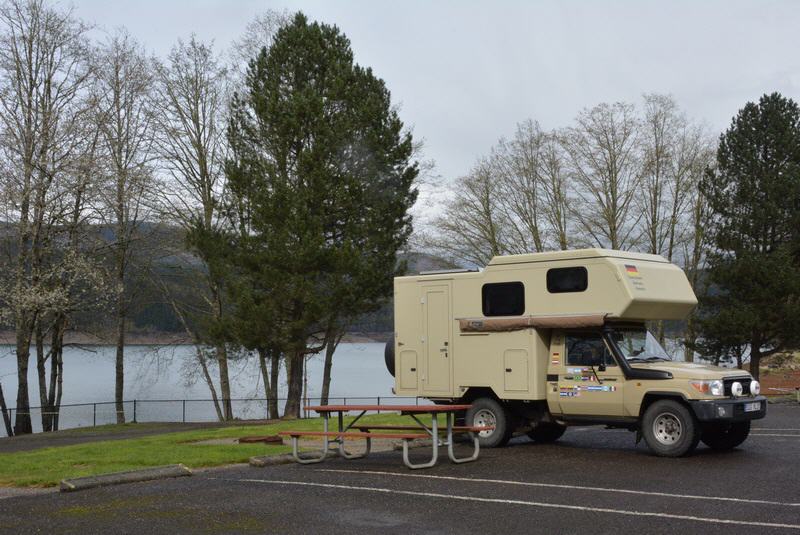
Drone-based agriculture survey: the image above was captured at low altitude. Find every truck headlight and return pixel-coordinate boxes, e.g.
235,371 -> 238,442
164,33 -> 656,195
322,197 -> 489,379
750,380 -> 760,396
689,379 -> 724,396
731,381 -> 743,397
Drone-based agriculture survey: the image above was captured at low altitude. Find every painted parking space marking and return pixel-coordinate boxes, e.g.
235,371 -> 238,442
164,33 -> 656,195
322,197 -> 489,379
749,433 -> 800,437
318,469 -> 800,507
223,478 -> 800,530
752,428 -> 800,431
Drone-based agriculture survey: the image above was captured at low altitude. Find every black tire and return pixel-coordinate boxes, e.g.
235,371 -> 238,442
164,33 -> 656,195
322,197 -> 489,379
641,399 -> 700,457
466,397 -> 512,448
527,423 -> 566,443
701,421 -> 751,451
384,340 -> 395,377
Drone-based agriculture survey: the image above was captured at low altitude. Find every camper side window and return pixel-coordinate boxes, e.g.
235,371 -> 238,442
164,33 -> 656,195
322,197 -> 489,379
547,267 -> 588,293
482,282 -> 525,316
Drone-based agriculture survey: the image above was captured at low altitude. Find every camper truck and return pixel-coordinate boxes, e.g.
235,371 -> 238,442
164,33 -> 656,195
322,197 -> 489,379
385,249 -> 767,457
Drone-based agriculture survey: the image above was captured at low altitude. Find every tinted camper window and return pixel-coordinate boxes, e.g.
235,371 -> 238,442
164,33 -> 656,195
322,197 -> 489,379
547,267 -> 588,293
482,282 -> 525,316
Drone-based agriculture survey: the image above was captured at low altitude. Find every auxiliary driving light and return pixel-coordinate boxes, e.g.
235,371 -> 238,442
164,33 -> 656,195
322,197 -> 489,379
731,381 -> 743,397
750,380 -> 761,396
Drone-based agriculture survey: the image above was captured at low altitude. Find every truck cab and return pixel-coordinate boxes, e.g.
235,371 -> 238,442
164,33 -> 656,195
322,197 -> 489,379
386,249 -> 766,457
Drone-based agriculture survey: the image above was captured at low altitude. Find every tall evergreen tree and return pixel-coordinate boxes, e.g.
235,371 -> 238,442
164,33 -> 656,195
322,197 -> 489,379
201,13 -> 418,417
696,93 -> 800,378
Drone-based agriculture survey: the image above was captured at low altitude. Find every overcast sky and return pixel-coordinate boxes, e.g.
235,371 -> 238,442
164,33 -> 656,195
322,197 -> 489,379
72,0 -> 800,183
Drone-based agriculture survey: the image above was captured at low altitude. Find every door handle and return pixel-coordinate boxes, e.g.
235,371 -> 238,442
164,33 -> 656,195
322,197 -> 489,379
505,368 -> 512,372
410,368 -> 416,372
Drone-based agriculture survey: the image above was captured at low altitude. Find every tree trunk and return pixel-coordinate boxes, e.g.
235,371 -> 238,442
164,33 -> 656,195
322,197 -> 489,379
164,291 -> 224,421
749,347 -> 761,381
196,347 -> 223,422
683,316 -> 696,363
0,382 -> 13,437
320,328 -> 344,406
47,317 -> 65,431
283,351 -> 304,419
115,306 -> 126,424
216,344 -> 233,420
14,318 -> 34,435
257,347 -> 272,419
269,353 -> 280,419
35,322 -> 50,432
52,340 -> 64,431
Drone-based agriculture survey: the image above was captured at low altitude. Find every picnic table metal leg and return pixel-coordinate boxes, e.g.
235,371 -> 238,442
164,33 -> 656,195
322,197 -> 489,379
402,414 -> 438,469
337,410 -> 370,460
291,415 -> 330,464
446,412 -> 480,464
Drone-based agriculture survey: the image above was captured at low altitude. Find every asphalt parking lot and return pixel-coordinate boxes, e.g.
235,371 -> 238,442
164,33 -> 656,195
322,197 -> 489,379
1,404 -> 798,534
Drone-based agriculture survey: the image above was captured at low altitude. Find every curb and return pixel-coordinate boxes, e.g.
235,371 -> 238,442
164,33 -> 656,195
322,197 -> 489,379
60,464 -> 192,492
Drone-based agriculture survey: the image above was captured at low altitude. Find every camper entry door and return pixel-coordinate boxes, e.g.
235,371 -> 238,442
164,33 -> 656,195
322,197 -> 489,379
421,282 -> 453,395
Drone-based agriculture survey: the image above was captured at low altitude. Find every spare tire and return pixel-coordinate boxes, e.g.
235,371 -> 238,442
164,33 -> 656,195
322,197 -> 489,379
384,338 -> 395,377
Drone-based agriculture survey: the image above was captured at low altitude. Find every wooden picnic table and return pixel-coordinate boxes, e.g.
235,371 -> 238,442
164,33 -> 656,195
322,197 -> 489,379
279,404 -> 488,469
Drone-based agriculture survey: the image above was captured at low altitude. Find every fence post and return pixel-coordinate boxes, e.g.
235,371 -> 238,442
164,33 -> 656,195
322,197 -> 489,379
133,399 -> 137,423
377,396 -> 381,414
182,400 -> 186,423
93,404 -> 96,427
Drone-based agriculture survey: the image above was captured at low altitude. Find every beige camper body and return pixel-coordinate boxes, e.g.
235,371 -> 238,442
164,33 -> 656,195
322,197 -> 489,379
389,249 -> 767,457
393,249 -> 695,401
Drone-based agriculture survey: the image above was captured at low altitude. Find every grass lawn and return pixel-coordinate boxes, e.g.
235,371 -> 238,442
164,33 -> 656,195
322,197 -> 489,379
0,413 -> 441,487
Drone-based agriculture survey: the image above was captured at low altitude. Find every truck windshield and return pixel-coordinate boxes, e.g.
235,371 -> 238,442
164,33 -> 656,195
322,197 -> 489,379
612,328 -> 672,362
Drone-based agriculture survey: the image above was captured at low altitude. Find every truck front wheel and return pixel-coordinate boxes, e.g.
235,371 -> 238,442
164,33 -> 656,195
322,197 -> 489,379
466,397 -> 512,448
701,422 -> 750,451
641,399 -> 700,457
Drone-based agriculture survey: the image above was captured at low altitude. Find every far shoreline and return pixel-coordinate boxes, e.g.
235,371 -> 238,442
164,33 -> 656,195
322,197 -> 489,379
0,330 -> 392,347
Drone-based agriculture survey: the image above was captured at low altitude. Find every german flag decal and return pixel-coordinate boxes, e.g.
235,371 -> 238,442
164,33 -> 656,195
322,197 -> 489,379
624,264 -> 641,278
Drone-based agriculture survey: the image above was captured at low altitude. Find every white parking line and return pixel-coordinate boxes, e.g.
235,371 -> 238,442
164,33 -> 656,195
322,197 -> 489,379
318,469 -> 800,507
228,478 -> 800,530
750,433 -> 800,437
752,429 -> 800,431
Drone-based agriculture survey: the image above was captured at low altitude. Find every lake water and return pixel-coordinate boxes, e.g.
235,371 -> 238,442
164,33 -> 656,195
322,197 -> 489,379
0,343 -> 397,436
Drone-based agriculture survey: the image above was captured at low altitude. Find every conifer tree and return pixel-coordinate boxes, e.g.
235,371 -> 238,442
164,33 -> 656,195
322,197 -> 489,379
202,13 -> 418,417
696,93 -> 800,378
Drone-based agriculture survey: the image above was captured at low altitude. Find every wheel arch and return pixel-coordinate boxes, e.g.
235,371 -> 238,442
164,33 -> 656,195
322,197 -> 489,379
638,391 -> 691,420
459,386 -> 501,404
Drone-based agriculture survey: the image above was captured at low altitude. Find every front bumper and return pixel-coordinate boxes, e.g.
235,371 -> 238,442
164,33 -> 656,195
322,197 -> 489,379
688,396 -> 767,422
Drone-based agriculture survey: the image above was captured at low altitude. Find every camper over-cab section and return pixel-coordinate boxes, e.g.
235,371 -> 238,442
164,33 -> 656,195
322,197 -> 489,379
391,249 -> 698,401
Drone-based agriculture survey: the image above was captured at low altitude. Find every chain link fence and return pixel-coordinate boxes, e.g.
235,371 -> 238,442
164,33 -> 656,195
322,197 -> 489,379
0,396 -> 422,437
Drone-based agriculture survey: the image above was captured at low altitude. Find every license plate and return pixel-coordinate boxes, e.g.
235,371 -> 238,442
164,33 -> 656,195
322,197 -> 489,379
744,402 -> 761,412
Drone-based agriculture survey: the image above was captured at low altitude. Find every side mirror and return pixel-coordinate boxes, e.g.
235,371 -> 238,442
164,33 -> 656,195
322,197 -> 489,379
581,350 -> 599,366
582,350 -> 605,371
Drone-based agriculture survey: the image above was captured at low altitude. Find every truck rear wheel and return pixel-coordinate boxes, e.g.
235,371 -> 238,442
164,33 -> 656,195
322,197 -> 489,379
466,397 -> 512,448
527,423 -> 566,443
701,421 -> 750,451
641,399 -> 699,457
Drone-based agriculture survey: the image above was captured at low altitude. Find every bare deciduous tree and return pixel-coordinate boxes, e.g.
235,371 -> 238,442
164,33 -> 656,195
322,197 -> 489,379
0,0 -> 95,434
427,158 -> 507,266
539,131 -> 572,250
494,119 -> 546,253
153,35 -> 234,420
562,102 -> 642,250
93,29 -> 157,424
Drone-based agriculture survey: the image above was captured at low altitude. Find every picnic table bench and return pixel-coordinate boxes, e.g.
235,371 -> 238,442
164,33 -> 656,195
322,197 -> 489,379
278,404 -> 491,469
